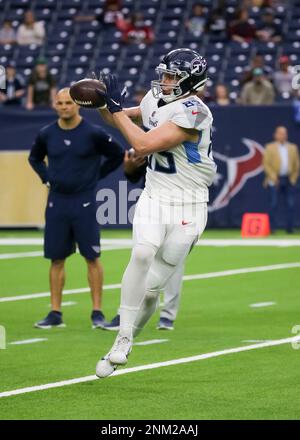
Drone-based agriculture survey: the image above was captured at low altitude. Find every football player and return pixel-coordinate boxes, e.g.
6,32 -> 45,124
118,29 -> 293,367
95,48 -> 217,378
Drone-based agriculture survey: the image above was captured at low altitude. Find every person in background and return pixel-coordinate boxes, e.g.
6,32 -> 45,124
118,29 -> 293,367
0,20 -> 17,45
263,126 -> 300,233
186,3 -> 207,38
240,54 -> 273,86
74,0 -> 126,31
121,12 -> 154,45
256,8 -> 282,43
205,6 -> 227,38
28,88 -> 124,329
213,84 -> 231,105
240,67 -> 275,104
273,56 -> 294,99
0,61 -> 25,106
26,58 -> 56,110
229,8 -> 257,43
16,10 -> 45,46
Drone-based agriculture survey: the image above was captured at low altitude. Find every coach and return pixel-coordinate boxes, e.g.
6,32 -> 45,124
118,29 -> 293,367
29,88 -> 124,329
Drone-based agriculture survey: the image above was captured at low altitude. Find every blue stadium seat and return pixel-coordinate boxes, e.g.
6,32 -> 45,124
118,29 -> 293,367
66,67 -> 90,84
156,29 -> 179,44
48,55 -> 64,68
75,30 -> 98,43
71,42 -> 95,56
227,54 -> 249,67
228,41 -> 253,54
0,44 -> 15,58
101,28 -> 122,44
287,29 -> 300,41
122,54 -> 144,69
289,18 -> 300,30
255,41 -> 278,55
5,9 -> 26,22
68,55 -> 90,68
35,0 -> 58,8
205,42 -> 226,55
46,42 -> 68,57
95,54 -> 119,72
60,0 -> 83,7
48,29 -> 73,44
34,8 -> 53,22
99,42 -> 122,56
8,0 -> 30,7
124,44 -> 149,56
161,7 -> 184,21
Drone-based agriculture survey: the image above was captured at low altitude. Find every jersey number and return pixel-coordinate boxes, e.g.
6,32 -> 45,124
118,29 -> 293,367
149,151 -> 176,174
148,130 -> 211,174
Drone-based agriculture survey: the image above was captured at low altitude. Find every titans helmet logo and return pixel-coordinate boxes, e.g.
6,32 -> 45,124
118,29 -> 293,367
191,57 -> 207,75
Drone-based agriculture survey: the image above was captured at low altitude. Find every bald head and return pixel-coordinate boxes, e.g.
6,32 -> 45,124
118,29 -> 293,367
274,126 -> 288,144
55,87 -> 80,121
56,87 -> 72,102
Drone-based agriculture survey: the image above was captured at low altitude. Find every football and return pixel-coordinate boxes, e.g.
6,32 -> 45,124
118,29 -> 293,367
70,78 -> 107,109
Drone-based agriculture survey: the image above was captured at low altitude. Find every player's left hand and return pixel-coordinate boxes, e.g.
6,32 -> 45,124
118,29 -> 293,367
98,72 -> 127,113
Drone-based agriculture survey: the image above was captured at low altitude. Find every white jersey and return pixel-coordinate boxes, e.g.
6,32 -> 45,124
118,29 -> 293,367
140,90 -> 217,205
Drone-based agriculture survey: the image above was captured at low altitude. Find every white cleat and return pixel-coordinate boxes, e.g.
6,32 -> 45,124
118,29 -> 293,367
108,334 -> 133,365
96,355 -> 117,379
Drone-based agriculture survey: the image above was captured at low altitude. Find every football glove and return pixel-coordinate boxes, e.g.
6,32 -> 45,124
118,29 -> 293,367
96,72 -> 127,113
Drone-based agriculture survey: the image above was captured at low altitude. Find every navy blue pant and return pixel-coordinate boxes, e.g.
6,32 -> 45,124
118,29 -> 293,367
44,190 -> 100,260
268,177 -> 296,232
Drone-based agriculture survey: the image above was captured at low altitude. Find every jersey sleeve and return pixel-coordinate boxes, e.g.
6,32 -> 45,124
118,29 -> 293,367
170,100 -> 213,131
93,127 -> 124,178
28,130 -> 49,184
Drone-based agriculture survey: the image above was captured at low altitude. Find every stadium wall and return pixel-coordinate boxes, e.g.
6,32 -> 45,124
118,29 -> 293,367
0,105 -> 299,229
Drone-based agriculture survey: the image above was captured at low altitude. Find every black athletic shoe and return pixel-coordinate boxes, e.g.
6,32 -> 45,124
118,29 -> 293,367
104,314 -> 120,331
34,311 -> 65,329
91,310 -> 106,329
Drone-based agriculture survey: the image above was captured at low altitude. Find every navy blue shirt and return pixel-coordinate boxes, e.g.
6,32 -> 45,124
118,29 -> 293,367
29,118 -> 124,194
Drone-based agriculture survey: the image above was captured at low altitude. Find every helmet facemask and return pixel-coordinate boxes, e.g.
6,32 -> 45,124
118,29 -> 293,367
151,62 -> 208,103
151,64 -> 189,103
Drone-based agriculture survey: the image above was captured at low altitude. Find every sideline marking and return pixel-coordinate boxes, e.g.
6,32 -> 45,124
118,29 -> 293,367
0,335 -> 299,398
9,338 -> 48,346
0,262 -> 299,303
250,301 -> 276,308
134,339 -> 169,346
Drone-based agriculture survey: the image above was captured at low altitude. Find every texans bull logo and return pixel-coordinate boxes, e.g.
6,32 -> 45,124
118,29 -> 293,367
209,138 -> 264,212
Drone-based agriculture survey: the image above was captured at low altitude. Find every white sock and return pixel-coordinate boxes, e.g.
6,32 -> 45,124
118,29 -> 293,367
133,290 -> 160,338
119,244 -> 156,338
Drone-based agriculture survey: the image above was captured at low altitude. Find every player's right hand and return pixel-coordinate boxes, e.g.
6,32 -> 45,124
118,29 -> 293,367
98,72 -> 127,114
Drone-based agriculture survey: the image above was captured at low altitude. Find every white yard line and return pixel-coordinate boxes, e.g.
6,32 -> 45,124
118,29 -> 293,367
9,338 -> 48,346
0,335 -> 299,398
0,251 -> 44,260
60,301 -> 77,307
0,262 -> 299,303
242,340 -> 274,343
0,238 -> 299,260
134,339 -> 169,346
0,237 -> 300,250
249,302 -> 276,308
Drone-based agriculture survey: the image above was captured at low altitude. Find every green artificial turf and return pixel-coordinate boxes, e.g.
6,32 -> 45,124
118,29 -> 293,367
0,230 -> 299,419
